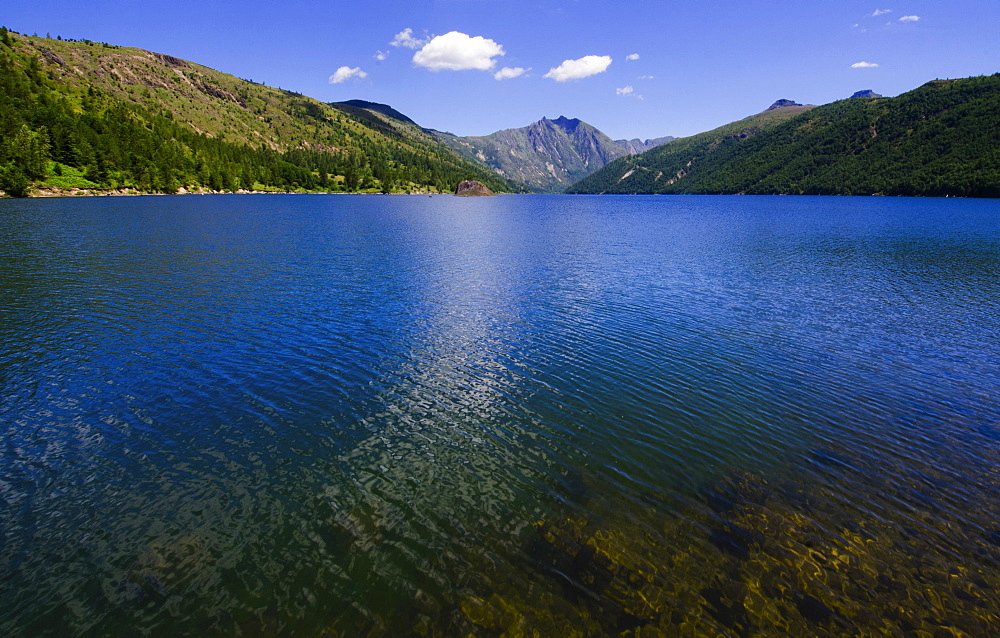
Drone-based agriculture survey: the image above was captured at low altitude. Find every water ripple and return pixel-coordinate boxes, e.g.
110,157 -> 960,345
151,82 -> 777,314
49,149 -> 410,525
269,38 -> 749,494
1,195 -> 999,635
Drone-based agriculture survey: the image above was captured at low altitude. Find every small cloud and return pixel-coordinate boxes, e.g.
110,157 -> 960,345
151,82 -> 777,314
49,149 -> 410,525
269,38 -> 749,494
637,74 -> 654,80
872,8 -> 892,16
899,15 -> 920,22
374,50 -> 389,61
391,28 -> 428,49
544,55 -> 612,82
851,61 -> 880,68
616,85 -> 644,100
329,66 -> 368,83
626,53 -> 640,61
413,31 -> 505,71
494,66 -> 529,80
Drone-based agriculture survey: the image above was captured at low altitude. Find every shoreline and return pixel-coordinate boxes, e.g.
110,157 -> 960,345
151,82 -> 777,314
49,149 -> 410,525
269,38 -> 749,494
4,188 -> 983,200
15,186 -> 451,198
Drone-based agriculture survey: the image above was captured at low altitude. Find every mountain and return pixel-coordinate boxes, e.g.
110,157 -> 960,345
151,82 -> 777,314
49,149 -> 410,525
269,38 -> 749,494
850,90 -> 882,99
434,116 -> 672,193
568,75 -> 1000,198
0,29 -> 519,196
614,136 -> 677,155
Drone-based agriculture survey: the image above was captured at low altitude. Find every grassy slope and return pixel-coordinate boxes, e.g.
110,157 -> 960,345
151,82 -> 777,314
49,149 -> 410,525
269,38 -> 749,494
25,37 -> 334,151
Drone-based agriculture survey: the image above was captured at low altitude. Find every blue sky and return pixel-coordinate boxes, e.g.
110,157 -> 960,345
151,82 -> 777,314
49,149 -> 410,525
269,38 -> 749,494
4,1 -> 998,139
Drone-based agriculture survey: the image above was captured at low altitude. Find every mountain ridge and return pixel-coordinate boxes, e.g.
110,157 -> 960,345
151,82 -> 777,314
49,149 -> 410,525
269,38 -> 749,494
332,100 -> 418,126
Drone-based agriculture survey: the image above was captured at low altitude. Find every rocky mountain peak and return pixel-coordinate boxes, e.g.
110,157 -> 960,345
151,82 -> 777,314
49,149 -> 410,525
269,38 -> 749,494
766,99 -> 803,111
849,90 -> 882,99
549,115 -> 583,133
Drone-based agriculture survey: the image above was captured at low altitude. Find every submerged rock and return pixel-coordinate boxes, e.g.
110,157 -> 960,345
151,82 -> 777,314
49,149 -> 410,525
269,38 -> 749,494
704,468 -> 771,514
455,180 -> 496,196
531,517 -> 667,626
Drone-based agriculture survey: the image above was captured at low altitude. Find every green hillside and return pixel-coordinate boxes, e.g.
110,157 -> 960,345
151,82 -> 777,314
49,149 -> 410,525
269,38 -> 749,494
0,28 -> 518,197
566,105 -> 813,194
569,75 -> 1000,197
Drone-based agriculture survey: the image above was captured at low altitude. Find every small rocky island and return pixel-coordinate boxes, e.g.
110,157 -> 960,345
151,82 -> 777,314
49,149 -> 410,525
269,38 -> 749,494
455,180 -> 496,196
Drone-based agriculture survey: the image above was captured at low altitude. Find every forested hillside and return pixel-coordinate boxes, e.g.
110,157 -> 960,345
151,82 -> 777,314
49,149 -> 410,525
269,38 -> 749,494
0,28 -> 518,197
568,75 -> 1000,197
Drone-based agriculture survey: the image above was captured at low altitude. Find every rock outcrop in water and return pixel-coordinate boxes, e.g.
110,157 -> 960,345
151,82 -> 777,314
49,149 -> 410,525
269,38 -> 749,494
455,180 -> 496,196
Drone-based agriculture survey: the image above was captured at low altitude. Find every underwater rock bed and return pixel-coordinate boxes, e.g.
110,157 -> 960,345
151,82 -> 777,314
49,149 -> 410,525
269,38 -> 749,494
449,461 -> 1000,637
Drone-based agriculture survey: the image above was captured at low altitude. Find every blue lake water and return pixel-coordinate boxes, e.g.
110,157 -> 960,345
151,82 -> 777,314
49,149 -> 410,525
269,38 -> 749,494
1,194 -> 999,635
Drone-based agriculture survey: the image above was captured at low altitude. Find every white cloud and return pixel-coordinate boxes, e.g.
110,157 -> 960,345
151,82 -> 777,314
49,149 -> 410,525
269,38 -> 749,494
329,66 -> 368,83
391,28 -> 427,49
872,8 -> 892,16
638,74 -> 654,80
544,55 -> 612,82
494,66 -> 529,80
616,85 -> 644,100
626,53 -> 640,61
374,50 -> 389,61
851,61 -> 880,68
899,15 -> 920,22
413,31 -> 505,71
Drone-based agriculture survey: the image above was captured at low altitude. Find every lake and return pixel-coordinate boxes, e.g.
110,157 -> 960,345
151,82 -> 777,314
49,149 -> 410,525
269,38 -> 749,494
1,194 -> 999,635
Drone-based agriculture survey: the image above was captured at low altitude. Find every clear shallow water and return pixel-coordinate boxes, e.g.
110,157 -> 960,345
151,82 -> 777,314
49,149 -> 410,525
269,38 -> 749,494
1,194 -> 999,635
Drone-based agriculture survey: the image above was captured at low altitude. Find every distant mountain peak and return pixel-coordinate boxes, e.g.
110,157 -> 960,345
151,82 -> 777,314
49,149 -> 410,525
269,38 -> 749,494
548,116 -> 583,133
849,90 -> 882,99
434,115 -> 672,193
767,99 -> 803,110
614,136 -> 677,155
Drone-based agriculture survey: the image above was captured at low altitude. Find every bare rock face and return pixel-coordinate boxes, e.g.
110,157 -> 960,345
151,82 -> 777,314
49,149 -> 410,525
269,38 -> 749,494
455,180 -> 496,196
